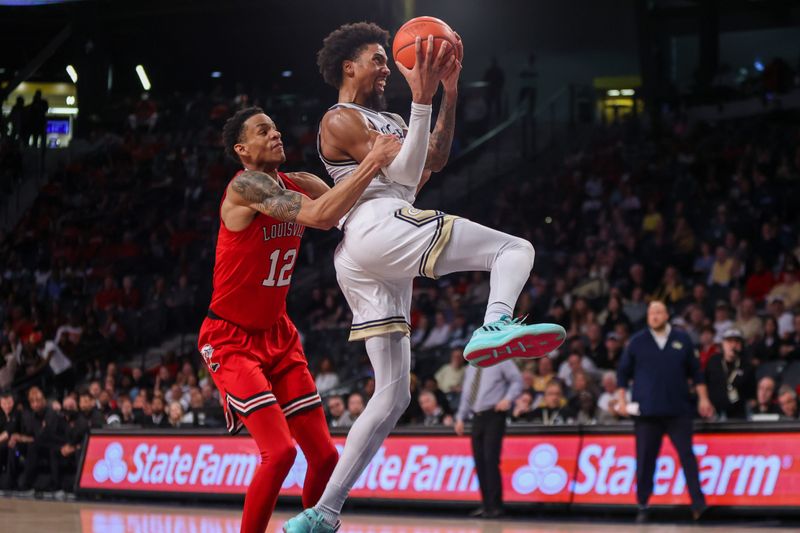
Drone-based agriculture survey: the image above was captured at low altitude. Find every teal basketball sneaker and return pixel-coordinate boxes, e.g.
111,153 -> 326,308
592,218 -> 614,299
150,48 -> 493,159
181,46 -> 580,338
283,508 -> 340,533
463,316 -> 566,367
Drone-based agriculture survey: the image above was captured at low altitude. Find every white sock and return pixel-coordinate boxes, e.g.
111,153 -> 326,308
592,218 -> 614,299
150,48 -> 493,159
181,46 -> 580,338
314,333 -> 411,524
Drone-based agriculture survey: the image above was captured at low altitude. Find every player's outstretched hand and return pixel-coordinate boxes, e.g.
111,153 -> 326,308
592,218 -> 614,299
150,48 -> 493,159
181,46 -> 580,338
394,34 -> 456,105
369,133 -> 402,167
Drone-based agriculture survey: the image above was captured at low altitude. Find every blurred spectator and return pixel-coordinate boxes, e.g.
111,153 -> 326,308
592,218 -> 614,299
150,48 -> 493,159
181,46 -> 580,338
0,335 -> 21,390
574,391 -> 601,424
778,386 -> 798,420
734,298 -> 763,343
8,387 -> 62,492
315,357 -> 340,395
145,396 -> 169,427
434,348 -> 466,395
410,315 -> 430,348
597,295 -> 630,336
651,266 -> 686,310
557,352 -> 598,387
708,246 -> 735,290
712,302 -> 734,343
698,326 -> 720,371
167,401 -> 186,428
744,257 -> 775,304
597,371 -> 625,417
567,370 -> 595,412
529,380 -> 575,425
748,376 -> 780,419
511,390 -> 536,422
531,357 -> 555,393
781,315 -> 800,360
26,90 -> 48,150
9,96 -> 25,144
448,314 -> 471,348
767,264 -> 800,309
751,317 -> 782,365
420,312 -> 452,351
78,389 -> 106,429
326,395 -> 351,428
705,328 -> 756,419
419,391 -> 453,426
767,296 -> 794,339
623,287 -> 648,327
0,390 -> 19,488
54,395 -> 88,490
113,395 -> 140,425
346,392 -> 365,425
583,323 -> 607,368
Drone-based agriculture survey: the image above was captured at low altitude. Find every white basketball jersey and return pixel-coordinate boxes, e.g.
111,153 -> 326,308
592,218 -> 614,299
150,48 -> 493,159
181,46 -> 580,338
318,102 -> 417,226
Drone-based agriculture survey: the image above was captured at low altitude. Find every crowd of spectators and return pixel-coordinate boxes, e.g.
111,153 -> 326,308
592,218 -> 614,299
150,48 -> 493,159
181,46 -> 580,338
304,107 -> 800,429
1,76 -> 800,495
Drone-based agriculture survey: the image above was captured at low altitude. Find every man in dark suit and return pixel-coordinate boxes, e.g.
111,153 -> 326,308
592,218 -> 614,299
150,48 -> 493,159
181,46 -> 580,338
616,301 -> 714,523
705,328 -> 756,419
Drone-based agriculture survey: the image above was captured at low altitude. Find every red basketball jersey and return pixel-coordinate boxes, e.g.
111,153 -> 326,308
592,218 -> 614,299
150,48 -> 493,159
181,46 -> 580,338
208,171 -> 307,331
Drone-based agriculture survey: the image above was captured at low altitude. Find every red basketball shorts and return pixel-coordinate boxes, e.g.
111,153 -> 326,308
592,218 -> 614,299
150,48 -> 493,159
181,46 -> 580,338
197,312 -> 322,434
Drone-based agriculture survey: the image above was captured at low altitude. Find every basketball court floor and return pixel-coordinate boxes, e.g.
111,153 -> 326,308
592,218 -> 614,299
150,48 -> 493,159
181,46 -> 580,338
1,498 -> 796,533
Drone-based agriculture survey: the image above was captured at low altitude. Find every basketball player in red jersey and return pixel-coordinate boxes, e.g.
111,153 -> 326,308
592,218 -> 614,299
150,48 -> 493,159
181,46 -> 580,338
198,106 -> 400,533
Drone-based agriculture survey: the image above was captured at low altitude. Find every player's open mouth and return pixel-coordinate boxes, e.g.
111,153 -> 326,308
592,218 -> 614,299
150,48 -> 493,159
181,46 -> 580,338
376,78 -> 387,91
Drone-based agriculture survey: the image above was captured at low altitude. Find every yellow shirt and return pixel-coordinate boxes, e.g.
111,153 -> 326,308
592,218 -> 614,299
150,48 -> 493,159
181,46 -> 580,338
710,258 -> 734,286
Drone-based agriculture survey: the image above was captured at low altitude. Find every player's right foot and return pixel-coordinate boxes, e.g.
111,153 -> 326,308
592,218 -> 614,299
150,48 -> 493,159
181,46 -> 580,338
463,315 -> 566,368
282,508 -> 340,533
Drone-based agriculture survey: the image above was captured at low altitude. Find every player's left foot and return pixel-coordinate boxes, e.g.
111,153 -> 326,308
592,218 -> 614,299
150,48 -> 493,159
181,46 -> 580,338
283,508 -> 340,533
463,315 -> 566,368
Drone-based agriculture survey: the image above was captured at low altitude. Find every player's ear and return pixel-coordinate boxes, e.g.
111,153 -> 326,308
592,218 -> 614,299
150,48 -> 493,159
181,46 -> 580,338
343,59 -> 355,78
234,143 -> 247,157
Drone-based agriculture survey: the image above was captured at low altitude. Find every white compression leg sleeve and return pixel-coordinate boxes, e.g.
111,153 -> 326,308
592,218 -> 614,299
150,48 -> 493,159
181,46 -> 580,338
314,333 -> 411,523
381,102 -> 432,188
433,219 -> 535,324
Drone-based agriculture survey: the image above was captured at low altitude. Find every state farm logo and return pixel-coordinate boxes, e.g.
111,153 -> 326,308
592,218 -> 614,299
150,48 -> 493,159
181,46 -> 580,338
512,444 -> 568,495
93,442 -> 128,484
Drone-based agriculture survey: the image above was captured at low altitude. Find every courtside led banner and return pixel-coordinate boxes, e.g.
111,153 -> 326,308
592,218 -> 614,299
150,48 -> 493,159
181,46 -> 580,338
78,432 -> 800,507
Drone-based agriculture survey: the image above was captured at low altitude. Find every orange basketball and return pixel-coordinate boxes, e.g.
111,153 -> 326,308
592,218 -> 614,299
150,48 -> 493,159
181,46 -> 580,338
392,16 -> 459,69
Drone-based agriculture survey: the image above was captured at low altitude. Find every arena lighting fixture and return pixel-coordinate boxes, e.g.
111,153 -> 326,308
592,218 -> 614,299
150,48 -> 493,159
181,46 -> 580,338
607,89 -> 620,96
49,107 -> 78,115
66,95 -> 76,105
754,59 -> 764,72
135,64 -> 151,91
66,64 -> 78,83
281,70 -> 293,78
211,71 -> 222,78
620,89 -> 635,96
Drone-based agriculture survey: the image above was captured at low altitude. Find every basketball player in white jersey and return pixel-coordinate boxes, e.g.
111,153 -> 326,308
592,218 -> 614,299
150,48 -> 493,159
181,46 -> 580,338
284,23 -> 566,532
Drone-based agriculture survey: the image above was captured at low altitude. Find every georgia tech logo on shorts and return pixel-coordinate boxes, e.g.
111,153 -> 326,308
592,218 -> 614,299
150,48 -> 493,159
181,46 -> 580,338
93,442 -> 128,483
201,344 -> 219,373
511,443 -> 569,495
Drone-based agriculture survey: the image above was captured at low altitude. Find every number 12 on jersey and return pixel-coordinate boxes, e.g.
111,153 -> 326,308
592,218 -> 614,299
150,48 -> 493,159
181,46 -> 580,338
263,248 -> 297,287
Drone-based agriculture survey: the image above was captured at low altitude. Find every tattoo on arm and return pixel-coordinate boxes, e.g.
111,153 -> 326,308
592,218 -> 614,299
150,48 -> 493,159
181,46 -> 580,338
425,94 -> 457,171
231,170 -> 302,222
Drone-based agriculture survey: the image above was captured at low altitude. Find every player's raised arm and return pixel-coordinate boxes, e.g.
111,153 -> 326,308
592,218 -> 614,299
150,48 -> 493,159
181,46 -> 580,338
424,32 -> 462,174
226,134 -> 400,230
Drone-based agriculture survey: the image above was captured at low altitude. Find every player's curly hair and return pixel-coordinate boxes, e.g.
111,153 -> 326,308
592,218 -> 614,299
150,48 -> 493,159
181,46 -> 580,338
317,22 -> 390,89
222,106 -> 264,163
